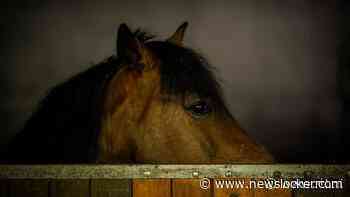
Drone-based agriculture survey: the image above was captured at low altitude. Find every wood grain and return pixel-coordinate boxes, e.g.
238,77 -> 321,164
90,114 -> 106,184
293,190 -> 334,197
254,187 -> 292,197
253,178 -> 292,197
213,178 -> 254,197
133,179 -> 171,197
9,179 -> 49,197
0,179 -> 9,197
333,177 -> 350,197
172,179 -> 211,197
91,179 -> 131,197
50,179 -> 89,197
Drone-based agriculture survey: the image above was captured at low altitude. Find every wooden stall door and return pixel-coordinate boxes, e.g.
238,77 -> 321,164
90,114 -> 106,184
0,178 -> 348,197
132,179 -> 293,197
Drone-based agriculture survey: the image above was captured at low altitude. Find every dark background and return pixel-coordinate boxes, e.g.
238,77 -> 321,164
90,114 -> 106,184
1,0 -> 348,163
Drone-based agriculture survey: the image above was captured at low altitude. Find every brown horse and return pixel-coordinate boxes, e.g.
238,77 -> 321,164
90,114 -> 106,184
4,22 -> 273,164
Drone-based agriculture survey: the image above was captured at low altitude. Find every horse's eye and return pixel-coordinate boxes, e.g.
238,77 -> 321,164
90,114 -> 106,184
185,100 -> 212,118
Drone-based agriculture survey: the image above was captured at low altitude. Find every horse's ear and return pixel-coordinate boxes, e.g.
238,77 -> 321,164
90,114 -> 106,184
117,23 -> 144,64
167,22 -> 188,46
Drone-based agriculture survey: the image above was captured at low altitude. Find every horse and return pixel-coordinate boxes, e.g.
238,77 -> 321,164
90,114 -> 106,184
4,22 -> 274,164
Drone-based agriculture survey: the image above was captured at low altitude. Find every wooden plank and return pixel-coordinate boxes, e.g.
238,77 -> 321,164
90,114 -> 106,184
50,179 -> 89,197
253,178 -> 292,197
172,179 -> 211,197
333,189 -> 350,197
333,177 -> 350,197
334,183 -> 350,196
9,179 -> 49,197
291,177 -> 348,197
294,190 -> 334,197
133,179 -> 171,197
0,179 -> 9,197
254,188 -> 292,197
1,165 -> 349,179
213,178 -> 254,197
91,179 -> 131,197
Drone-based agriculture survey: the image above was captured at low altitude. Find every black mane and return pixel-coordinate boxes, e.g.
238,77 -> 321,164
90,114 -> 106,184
135,29 -> 229,114
4,29 -> 230,163
147,41 -> 230,116
4,57 -> 121,163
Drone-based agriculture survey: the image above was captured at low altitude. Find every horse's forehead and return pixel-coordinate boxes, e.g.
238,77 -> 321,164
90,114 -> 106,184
139,47 -> 159,69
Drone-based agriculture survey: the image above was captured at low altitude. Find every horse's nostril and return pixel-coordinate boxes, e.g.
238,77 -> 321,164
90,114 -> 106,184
229,192 -> 240,197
